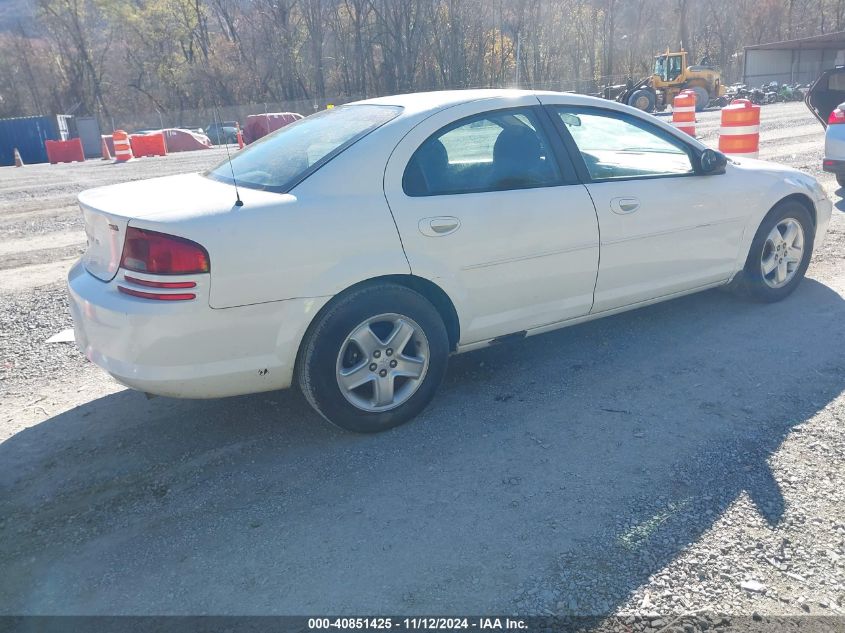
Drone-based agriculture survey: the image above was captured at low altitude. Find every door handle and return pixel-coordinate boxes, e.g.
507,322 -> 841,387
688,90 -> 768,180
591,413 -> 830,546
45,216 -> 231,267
610,197 -> 640,214
419,216 -> 461,237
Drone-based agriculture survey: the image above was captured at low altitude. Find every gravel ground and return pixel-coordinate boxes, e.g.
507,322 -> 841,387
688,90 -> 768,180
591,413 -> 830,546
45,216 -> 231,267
0,284 -> 77,386
0,102 -> 843,625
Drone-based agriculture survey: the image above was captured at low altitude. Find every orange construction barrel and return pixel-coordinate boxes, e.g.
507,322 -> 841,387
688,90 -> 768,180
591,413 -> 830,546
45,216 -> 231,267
113,129 -> 133,162
236,123 -> 245,149
672,90 -> 696,136
718,99 -> 760,158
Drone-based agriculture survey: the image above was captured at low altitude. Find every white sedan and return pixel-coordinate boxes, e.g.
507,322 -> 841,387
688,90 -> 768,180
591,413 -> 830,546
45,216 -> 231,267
68,90 -> 832,432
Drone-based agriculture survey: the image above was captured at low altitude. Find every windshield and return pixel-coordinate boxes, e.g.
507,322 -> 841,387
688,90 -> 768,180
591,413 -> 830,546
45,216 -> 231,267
206,104 -> 401,192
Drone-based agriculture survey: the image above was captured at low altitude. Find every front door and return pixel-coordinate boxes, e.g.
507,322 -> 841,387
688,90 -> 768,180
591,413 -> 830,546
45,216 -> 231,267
383,100 -> 600,345
544,104 -> 748,313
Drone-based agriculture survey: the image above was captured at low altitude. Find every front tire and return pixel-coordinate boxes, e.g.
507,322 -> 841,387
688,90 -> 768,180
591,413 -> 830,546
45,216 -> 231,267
297,282 -> 449,433
732,201 -> 814,303
627,89 -> 655,112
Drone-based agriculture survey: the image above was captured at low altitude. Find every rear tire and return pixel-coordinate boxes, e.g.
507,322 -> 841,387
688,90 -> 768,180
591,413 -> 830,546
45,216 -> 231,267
297,282 -> 449,433
731,201 -> 814,303
836,174 -> 845,188
691,86 -> 710,112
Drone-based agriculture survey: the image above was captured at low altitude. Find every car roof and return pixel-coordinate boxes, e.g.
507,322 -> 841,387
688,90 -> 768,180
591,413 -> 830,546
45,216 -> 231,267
350,88 -> 636,116
346,89 -> 707,152
353,89 -> 527,111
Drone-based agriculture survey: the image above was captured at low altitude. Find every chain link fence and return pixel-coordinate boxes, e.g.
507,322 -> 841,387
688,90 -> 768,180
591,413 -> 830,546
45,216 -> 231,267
100,74 -> 644,135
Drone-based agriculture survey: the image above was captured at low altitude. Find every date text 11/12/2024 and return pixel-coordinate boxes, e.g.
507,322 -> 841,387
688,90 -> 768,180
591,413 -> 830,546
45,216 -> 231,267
307,617 -> 528,630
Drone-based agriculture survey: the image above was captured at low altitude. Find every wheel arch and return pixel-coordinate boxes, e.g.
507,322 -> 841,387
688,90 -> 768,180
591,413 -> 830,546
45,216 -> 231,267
747,193 -> 817,263
774,192 -> 816,227
380,274 -> 461,351
294,274 -> 462,383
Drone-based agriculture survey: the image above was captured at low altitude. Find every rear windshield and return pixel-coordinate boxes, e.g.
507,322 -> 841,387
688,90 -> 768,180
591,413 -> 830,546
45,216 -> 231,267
206,104 -> 401,192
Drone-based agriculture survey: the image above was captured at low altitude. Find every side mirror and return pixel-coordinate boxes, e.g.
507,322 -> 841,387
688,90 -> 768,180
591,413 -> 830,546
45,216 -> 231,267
699,148 -> 727,174
560,113 -> 582,127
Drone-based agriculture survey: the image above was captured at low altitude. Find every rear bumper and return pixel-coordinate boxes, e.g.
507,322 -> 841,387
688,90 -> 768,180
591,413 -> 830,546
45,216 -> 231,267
67,260 -> 329,398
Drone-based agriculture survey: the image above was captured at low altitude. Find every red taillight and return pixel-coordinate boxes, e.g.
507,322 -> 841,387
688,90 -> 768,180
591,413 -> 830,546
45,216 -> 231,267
120,227 -> 210,275
829,107 -> 845,124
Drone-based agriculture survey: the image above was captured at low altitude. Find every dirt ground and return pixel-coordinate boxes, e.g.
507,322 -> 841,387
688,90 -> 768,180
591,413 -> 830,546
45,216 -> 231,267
0,102 -> 843,622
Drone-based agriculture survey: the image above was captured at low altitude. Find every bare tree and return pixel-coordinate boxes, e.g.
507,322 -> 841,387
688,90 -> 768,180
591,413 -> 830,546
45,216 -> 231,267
6,0 -> 845,125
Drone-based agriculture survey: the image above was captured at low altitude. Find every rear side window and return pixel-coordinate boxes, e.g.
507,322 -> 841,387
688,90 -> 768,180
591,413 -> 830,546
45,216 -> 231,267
206,105 -> 401,192
829,72 -> 845,91
403,108 -> 562,196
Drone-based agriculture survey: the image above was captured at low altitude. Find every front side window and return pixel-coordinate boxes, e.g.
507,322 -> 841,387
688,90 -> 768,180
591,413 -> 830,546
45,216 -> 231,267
403,108 -> 561,196
206,104 -> 401,192
554,108 -> 694,181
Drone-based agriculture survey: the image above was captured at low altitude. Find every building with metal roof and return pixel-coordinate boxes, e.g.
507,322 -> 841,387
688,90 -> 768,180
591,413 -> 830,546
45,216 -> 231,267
743,31 -> 845,85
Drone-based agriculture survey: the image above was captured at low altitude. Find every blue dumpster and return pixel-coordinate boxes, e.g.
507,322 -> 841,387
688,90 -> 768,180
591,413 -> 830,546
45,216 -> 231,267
0,116 -> 56,166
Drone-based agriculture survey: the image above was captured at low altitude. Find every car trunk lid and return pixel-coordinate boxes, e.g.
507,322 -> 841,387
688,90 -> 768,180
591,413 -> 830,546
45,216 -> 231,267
78,173 -> 245,282
806,66 -> 845,128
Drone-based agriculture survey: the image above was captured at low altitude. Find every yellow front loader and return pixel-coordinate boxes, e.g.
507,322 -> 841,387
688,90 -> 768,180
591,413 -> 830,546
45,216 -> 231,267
616,50 -> 727,113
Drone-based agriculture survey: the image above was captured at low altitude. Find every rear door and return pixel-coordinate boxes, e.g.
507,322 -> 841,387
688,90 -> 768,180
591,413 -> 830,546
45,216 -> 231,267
383,98 -> 600,345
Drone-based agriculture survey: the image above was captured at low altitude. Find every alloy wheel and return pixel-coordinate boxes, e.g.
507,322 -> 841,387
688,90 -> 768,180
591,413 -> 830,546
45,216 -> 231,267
761,217 -> 805,289
335,313 -> 430,413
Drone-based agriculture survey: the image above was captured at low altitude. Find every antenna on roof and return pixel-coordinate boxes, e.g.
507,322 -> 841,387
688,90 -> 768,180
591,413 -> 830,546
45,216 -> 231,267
214,104 -> 243,207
